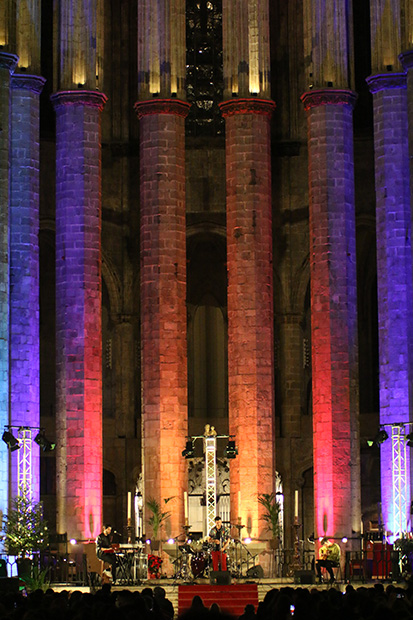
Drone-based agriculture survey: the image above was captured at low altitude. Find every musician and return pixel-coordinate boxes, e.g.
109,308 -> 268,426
96,523 -> 117,583
316,537 -> 340,583
208,516 -> 230,571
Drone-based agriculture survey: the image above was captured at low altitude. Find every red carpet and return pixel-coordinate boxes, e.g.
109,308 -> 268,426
178,583 -> 258,617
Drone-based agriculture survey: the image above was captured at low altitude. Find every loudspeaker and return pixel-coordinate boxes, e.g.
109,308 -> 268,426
246,565 -> 264,579
0,578 -> 21,593
294,569 -> 315,585
210,570 -> 232,585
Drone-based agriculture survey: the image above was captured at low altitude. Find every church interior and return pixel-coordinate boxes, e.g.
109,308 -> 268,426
1,0 -> 413,578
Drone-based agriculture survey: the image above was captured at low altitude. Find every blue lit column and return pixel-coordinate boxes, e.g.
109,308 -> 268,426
10,74 -> 45,501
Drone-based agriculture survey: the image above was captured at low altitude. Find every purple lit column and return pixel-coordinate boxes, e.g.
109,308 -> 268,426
51,90 -> 107,541
10,74 -> 45,501
399,51 -> 413,221
366,73 -> 413,535
0,52 -> 19,513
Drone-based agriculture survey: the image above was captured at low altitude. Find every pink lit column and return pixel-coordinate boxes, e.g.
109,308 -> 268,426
51,90 -> 107,540
134,99 -> 189,538
219,98 -> 276,538
10,74 -> 45,500
301,90 -> 361,539
366,73 -> 413,535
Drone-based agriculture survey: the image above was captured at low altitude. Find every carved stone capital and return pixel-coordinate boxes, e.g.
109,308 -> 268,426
219,97 -> 276,118
50,90 -> 108,111
0,52 -> 19,73
399,49 -> 413,71
11,74 -> 46,94
366,73 -> 406,94
134,98 -> 191,119
300,89 -> 357,111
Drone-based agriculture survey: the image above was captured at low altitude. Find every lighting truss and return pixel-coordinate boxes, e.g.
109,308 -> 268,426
17,428 -> 32,499
205,436 -> 217,535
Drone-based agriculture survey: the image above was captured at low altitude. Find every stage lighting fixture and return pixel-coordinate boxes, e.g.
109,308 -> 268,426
406,433 -> 413,448
2,430 -> 20,452
182,440 -> 195,458
224,440 -> 238,459
367,429 -> 389,447
34,431 -> 56,452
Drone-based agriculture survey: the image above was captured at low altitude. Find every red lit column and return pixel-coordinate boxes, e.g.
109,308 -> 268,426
301,90 -> 361,539
134,99 -> 189,539
220,98 -> 276,538
51,90 -> 107,541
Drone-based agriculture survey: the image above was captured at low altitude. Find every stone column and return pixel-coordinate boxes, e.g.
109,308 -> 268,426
0,52 -> 19,515
220,97 -> 276,538
134,99 -> 189,539
10,74 -> 45,501
301,89 -> 361,539
51,90 -> 107,541
366,70 -> 413,535
399,51 -> 413,216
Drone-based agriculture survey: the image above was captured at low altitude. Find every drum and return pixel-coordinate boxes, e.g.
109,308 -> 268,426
191,551 -> 207,578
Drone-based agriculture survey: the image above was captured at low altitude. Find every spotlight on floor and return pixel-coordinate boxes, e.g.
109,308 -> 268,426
224,440 -> 238,458
34,431 -> 56,452
182,440 -> 195,458
2,430 -> 20,452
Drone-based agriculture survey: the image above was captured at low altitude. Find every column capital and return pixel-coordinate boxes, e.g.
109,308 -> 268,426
134,98 -> 191,119
366,73 -> 406,94
50,90 -> 107,111
11,74 -> 46,94
219,98 -> 275,118
300,89 -> 357,111
0,52 -> 19,73
399,49 -> 413,71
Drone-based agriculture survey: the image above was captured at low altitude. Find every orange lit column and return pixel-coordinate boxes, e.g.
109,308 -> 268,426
51,90 -> 107,541
134,99 -> 190,539
301,90 -> 361,539
220,98 -> 276,538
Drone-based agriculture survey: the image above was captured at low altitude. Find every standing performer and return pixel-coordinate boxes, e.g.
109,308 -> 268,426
208,516 -> 230,571
96,523 -> 117,583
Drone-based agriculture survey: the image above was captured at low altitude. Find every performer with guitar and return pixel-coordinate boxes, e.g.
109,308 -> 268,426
208,516 -> 230,571
315,537 -> 340,583
96,523 -> 117,583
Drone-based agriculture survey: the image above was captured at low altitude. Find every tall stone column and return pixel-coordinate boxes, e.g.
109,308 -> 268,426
302,0 -> 361,542
368,0 -> 413,535
399,51 -> 413,219
301,89 -> 360,539
136,0 -> 188,539
221,0 -> 275,539
52,0 -> 106,541
51,90 -> 106,540
10,74 -> 45,501
0,52 -> 18,515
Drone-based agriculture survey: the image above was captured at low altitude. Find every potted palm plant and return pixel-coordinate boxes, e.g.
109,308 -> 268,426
146,496 -> 174,551
258,492 -> 282,548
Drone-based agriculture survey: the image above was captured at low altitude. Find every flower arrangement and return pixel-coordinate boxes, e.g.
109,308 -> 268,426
148,553 -> 162,578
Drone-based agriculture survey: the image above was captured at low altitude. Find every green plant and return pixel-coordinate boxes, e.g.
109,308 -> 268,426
2,490 -> 49,557
21,566 -> 51,592
258,492 -> 282,539
146,496 -> 174,540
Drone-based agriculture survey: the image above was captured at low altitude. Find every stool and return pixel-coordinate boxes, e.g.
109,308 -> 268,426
100,559 -> 112,583
321,561 -> 342,583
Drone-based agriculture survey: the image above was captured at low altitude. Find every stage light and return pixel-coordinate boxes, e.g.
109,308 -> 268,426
2,430 -> 20,451
244,537 -> 252,544
167,538 -> 175,544
341,537 -> 348,543
368,429 -> 389,447
224,440 -> 238,459
34,431 -> 56,452
69,538 -> 77,545
406,433 -> 413,448
182,440 -> 195,458
145,538 -> 151,545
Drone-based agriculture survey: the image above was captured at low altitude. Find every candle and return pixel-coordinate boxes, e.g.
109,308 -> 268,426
294,490 -> 298,519
238,490 -> 241,524
184,491 -> 188,520
127,491 -> 131,520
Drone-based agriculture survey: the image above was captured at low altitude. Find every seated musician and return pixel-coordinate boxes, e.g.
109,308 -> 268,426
208,516 -> 230,572
96,523 -> 117,583
316,536 -> 340,583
